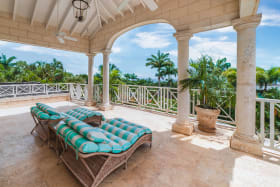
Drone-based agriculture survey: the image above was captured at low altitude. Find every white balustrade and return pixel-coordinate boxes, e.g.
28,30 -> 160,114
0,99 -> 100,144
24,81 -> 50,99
256,98 -> 280,151
0,83 -> 70,98
3,83 -> 278,151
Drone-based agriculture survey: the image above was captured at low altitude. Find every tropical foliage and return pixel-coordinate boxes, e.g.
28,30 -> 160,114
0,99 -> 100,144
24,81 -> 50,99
145,50 -> 176,87
180,55 -> 232,109
0,54 -> 88,83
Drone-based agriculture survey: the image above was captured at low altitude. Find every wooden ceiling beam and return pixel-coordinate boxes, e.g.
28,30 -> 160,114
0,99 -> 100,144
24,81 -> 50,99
31,0 -> 40,25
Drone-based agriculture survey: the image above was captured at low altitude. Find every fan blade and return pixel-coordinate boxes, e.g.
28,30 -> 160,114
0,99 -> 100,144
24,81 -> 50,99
57,36 -> 65,44
118,0 -> 130,11
64,36 -> 78,42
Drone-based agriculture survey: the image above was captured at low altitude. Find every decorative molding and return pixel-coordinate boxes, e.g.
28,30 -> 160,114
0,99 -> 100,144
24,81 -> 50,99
173,30 -> 193,41
233,14 -> 262,31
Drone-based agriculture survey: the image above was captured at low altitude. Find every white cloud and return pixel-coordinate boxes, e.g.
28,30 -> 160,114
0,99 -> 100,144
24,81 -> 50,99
260,7 -> 280,27
132,32 -> 171,49
0,41 -> 8,46
13,45 -> 43,53
219,36 -> 228,41
12,44 -> 78,57
215,26 -> 235,33
168,36 -> 237,66
112,46 -> 121,53
167,50 -> 177,57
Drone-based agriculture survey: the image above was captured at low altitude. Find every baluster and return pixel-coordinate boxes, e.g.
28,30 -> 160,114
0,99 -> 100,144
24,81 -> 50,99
260,101 -> 265,143
269,102 -> 275,148
46,84 -> 48,95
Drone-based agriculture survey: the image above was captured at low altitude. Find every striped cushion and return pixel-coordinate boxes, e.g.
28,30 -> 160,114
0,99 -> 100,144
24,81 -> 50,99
102,130 -> 131,152
49,115 -> 62,120
73,108 -> 105,121
101,123 -> 138,144
66,110 -> 87,121
31,106 -> 50,120
36,103 -> 59,116
114,118 -> 152,134
60,112 -> 73,119
106,119 -> 146,137
65,117 -> 108,143
56,123 -> 104,153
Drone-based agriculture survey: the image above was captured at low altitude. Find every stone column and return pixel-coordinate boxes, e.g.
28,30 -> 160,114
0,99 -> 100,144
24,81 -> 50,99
85,53 -> 96,106
172,30 -> 194,136
230,14 -> 263,156
100,49 -> 113,111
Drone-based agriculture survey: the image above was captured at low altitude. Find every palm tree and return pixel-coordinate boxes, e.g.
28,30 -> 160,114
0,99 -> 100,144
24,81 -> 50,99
180,55 -> 230,108
0,54 -> 16,69
123,73 -> 139,84
146,50 -> 172,87
94,64 -> 123,85
256,67 -> 280,91
161,61 -> 177,87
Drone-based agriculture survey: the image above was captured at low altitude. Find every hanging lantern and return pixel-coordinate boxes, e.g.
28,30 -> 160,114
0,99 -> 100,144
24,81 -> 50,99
72,0 -> 89,22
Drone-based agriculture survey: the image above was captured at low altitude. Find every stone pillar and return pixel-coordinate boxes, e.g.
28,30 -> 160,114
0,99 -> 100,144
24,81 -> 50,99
100,49 -> 113,111
85,53 -> 96,106
230,14 -> 263,156
172,30 -> 194,136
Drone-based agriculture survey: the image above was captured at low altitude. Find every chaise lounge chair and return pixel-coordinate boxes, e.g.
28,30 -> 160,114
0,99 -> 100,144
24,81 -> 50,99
55,117 -> 152,187
30,103 -> 105,142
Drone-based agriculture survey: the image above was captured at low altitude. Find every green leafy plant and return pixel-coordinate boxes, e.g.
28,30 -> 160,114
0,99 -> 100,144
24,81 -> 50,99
180,55 -> 232,109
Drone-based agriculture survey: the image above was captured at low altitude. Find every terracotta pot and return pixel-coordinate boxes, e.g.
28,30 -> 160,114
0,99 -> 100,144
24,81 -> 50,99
195,105 -> 220,133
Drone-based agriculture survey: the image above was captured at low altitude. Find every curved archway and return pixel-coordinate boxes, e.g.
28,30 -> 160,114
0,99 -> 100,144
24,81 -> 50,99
105,19 -> 176,50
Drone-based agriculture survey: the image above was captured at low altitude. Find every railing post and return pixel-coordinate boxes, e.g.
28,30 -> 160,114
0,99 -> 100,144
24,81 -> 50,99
269,102 -> 275,148
46,84 -> 48,95
260,101 -> 265,143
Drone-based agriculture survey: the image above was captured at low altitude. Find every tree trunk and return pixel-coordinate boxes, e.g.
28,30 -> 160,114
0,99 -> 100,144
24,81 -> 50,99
158,77 -> 161,87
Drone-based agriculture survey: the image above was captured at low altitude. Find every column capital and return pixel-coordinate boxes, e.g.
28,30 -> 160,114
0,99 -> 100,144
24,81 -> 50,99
233,14 -> 262,31
173,30 -> 193,41
86,52 -> 97,58
102,49 -> 112,55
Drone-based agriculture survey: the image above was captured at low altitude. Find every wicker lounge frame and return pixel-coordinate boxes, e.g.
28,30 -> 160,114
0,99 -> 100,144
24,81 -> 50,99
30,112 -> 63,142
31,111 -> 103,142
58,133 -> 152,187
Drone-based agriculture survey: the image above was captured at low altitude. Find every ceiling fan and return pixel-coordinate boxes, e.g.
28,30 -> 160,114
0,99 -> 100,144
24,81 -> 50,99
55,0 -> 78,44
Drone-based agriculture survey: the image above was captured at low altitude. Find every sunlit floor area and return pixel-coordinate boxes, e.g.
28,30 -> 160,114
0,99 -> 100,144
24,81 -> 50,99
0,101 -> 280,187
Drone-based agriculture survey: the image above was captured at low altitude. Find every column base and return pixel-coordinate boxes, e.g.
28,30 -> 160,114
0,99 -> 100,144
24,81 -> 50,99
85,100 -> 96,106
172,121 -> 194,136
99,104 -> 113,111
230,132 -> 263,157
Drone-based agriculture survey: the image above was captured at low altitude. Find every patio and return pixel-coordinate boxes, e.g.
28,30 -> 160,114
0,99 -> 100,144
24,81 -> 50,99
1,101 -> 280,187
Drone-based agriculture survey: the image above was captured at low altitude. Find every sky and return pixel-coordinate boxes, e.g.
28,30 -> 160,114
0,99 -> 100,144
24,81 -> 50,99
0,0 -> 280,79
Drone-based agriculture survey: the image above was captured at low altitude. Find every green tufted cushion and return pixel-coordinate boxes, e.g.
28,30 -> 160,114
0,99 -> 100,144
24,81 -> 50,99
64,117 -> 108,143
101,123 -> 138,144
31,106 -> 50,120
73,108 -> 106,121
106,119 -> 146,137
114,118 -> 152,134
49,115 -> 62,120
56,123 -> 102,153
36,103 -> 59,116
66,110 -> 87,121
102,130 -> 131,152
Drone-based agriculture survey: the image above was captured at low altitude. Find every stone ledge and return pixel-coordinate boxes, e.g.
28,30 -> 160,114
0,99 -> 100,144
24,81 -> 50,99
0,94 -> 70,108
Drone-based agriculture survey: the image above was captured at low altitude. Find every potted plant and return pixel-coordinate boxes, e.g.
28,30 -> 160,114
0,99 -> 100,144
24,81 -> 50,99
180,55 -> 231,133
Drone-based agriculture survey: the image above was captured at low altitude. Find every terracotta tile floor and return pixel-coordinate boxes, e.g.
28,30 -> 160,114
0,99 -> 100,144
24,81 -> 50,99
0,101 -> 280,187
